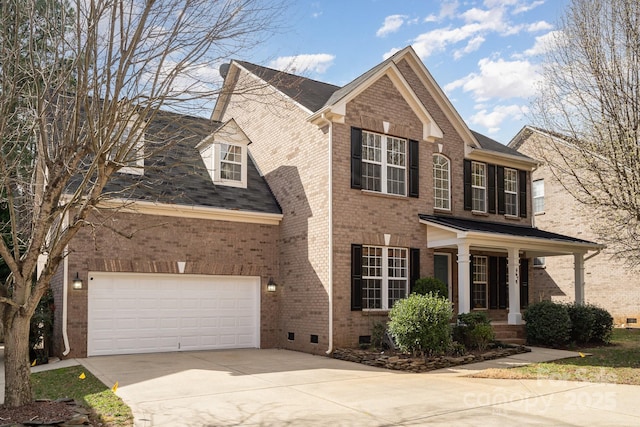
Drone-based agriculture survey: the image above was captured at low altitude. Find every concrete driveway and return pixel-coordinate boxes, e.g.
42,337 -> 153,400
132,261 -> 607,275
78,348 -> 640,427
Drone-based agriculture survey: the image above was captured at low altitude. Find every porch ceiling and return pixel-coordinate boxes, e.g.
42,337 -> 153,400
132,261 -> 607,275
419,214 -> 604,256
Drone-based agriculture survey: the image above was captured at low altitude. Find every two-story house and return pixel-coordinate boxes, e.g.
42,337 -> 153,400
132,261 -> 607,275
51,46 -> 604,358
510,125 -> 640,327
212,46 -> 603,354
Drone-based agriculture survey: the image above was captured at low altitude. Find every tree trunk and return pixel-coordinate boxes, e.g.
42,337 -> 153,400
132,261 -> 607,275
3,312 -> 33,407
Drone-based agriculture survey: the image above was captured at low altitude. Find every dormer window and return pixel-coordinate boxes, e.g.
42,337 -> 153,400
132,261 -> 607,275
197,119 -> 249,189
110,122 -> 144,175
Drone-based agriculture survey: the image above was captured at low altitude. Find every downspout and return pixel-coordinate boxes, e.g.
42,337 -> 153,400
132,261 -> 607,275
62,211 -> 71,356
323,113 -> 334,355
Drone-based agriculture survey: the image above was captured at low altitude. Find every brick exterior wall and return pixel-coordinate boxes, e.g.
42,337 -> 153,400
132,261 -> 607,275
516,130 -> 640,325
51,210 -> 279,358
222,78 -> 331,354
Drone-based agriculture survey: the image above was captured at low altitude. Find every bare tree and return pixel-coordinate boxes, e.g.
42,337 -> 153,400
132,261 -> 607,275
531,0 -> 640,264
0,0 -> 285,407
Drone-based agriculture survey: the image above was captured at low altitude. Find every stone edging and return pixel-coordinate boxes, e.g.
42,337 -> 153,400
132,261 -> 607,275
333,345 -> 531,373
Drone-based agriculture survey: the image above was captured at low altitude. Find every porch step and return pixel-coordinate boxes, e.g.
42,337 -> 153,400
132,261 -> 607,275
492,323 -> 527,345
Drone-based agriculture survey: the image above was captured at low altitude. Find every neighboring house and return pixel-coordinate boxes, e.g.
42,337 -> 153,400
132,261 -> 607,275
51,110 -> 283,357
211,46 -> 602,355
509,126 -> 640,327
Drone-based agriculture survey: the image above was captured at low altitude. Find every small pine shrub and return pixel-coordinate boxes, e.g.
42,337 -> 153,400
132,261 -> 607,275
469,323 -> 495,351
387,293 -> 452,356
566,303 -> 595,344
523,300 -> 571,347
412,277 -> 448,298
588,305 -> 614,343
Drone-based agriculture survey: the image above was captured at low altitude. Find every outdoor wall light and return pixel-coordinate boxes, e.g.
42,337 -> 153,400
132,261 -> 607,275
72,273 -> 83,290
266,277 -> 277,292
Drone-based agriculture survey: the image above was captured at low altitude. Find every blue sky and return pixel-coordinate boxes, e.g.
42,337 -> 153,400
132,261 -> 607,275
245,0 -> 568,144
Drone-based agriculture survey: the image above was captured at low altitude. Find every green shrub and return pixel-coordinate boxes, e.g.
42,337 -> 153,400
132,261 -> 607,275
588,305 -> 614,343
412,277 -> 448,298
387,293 -> 452,356
371,321 -> 387,349
523,300 -> 571,347
453,312 -> 494,350
566,303 -> 595,344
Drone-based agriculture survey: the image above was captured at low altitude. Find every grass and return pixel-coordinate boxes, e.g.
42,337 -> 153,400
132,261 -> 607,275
473,328 -> 640,385
31,365 -> 134,426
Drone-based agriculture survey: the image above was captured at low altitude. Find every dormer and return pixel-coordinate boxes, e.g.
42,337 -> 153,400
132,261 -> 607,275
197,119 -> 249,188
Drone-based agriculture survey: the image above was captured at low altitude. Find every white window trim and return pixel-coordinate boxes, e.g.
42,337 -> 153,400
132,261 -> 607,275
433,154 -> 451,211
471,161 -> 487,213
363,245 -> 408,311
362,130 -> 407,196
504,167 -> 518,217
200,141 -> 248,189
472,255 -> 488,310
533,179 -> 545,215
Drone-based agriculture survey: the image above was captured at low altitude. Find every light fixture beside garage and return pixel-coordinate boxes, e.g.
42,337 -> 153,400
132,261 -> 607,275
72,273 -> 83,290
267,277 -> 277,292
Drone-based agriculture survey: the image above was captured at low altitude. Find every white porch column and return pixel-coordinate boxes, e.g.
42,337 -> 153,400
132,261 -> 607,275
457,242 -> 471,314
507,247 -> 522,325
574,253 -> 585,305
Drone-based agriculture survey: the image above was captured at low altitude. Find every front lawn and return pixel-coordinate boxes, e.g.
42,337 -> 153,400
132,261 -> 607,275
32,365 -> 133,426
472,328 -> 640,385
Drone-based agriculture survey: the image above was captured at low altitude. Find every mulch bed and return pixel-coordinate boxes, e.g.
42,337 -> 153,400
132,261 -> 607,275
0,398 -> 92,426
333,343 -> 531,373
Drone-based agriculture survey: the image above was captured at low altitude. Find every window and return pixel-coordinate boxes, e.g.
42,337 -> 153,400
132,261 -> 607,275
220,143 -> 242,181
504,168 -> 518,216
472,256 -> 488,309
433,154 -> 450,210
110,124 -> 144,175
533,179 -> 544,214
199,140 -> 247,188
471,162 -> 486,212
361,130 -> 406,196
361,245 -> 408,310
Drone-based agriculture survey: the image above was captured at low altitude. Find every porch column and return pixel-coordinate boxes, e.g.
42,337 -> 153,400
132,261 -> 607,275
457,242 -> 471,314
507,247 -> 522,325
574,253 -> 585,305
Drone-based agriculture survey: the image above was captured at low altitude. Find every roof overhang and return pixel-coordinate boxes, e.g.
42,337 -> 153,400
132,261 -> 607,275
419,215 -> 603,257
309,61 -> 443,142
465,145 -> 539,171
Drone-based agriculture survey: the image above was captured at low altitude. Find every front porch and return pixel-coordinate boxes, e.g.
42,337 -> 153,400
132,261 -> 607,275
421,215 -> 603,325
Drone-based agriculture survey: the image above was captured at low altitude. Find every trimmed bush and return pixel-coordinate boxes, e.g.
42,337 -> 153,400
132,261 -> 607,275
453,312 -> 495,351
589,305 -> 613,343
412,276 -> 448,298
566,303 -> 595,344
523,300 -> 571,347
387,293 -> 452,356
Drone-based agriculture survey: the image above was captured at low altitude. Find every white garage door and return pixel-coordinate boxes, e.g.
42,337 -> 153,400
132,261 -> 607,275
88,272 -> 260,356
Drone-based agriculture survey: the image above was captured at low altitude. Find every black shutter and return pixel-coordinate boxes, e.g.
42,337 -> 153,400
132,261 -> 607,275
351,127 -> 362,189
410,248 -> 420,294
351,244 -> 363,311
519,170 -> 527,217
498,257 -> 508,309
489,256 -> 498,309
497,166 -> 505,215
488,164 -> 496,214
463,159 -> 472,210
408,139 -> 419,198
520,258 -> 529,309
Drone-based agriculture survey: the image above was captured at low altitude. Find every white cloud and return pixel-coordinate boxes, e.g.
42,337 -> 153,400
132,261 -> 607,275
382,47 -> 401,60
513,0 -> 546,14
268,54 -> 335,74
454,36 -> 486,60
444,57 -> 540,101
376,15 -> 408,37
470,104 -> 529,132
526,21 -> 553,32
524,30 -> 561,56
424,1 -> 459,23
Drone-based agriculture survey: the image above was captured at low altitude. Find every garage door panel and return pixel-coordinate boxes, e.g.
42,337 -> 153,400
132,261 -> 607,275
88,273 -> 259,356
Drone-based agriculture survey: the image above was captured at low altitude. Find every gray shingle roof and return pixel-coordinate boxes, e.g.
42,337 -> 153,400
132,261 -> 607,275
471,130 -> 533,160
236,61 -> 339,112
97,109 -> 281,215
419,214 -> 599,246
